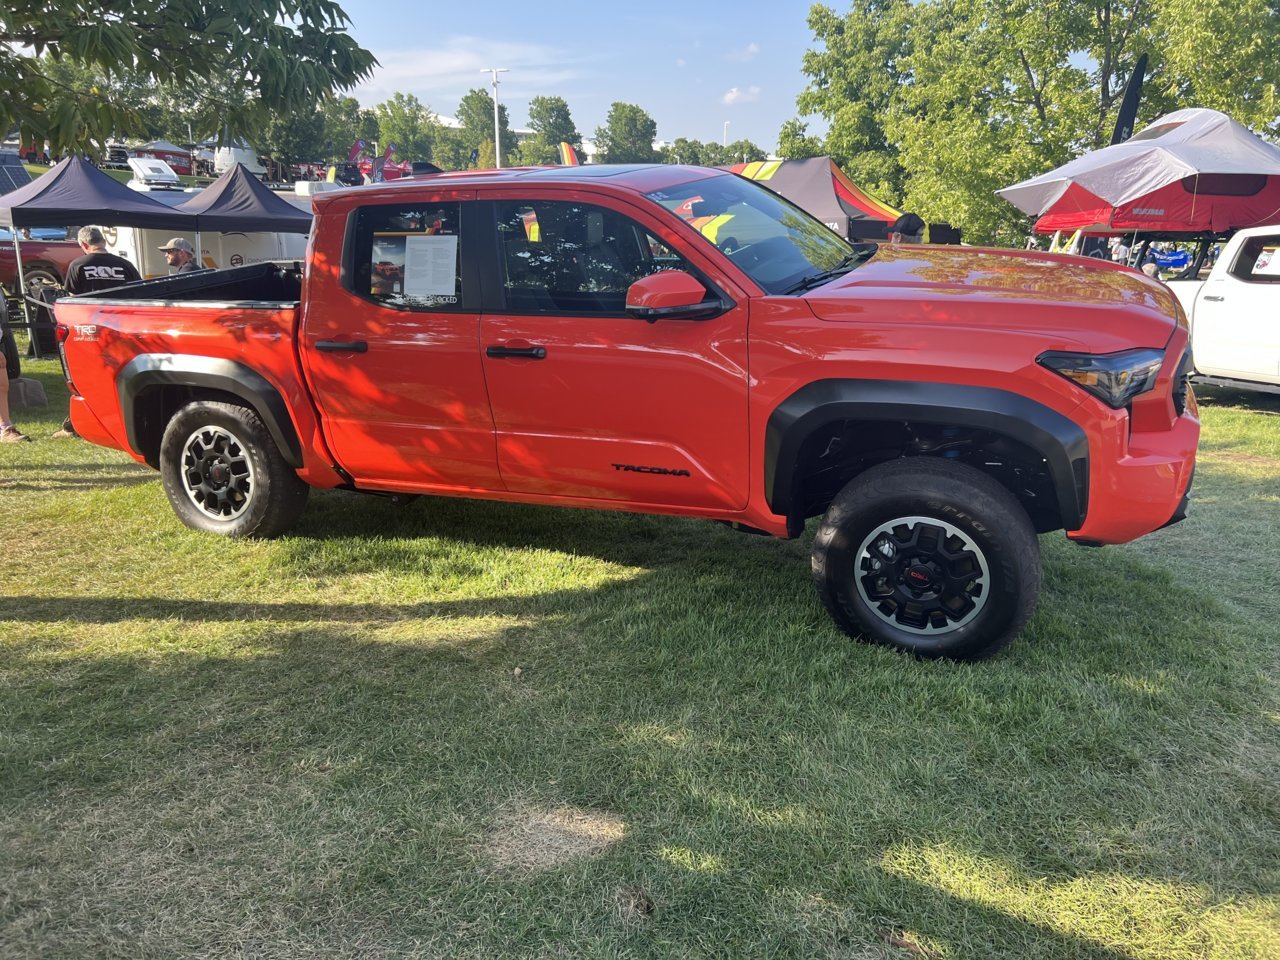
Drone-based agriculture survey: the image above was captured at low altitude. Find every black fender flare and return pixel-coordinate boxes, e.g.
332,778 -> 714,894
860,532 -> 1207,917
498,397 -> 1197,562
117,354 -> 303,468
765,379 -> 1089,532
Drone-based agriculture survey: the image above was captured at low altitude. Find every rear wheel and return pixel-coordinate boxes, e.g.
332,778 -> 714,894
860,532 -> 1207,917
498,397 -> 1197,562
811,458 -> 1040,660
159,400 -> 308,538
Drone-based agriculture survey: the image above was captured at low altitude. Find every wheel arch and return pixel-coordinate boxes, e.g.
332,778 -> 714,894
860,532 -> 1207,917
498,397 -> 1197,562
765,379 -> 1089,536
117,354 -> 303,470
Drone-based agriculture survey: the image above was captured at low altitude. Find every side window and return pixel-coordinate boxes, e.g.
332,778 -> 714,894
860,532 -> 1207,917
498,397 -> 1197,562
495,199 -> 691,314
348,202 -> 464,309
1229,235 -> 1280,283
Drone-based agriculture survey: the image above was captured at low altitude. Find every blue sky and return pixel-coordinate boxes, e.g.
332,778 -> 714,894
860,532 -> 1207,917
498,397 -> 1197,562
337,1 -> 825,150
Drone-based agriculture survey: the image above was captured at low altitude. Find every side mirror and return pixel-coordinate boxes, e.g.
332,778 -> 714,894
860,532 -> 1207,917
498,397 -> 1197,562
626,270 -> 727,322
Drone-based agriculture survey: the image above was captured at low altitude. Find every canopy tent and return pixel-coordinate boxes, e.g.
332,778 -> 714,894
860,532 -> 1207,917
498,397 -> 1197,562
998,108 -> 1280,234
173,163 -> 312,233
0,155 -> 194,229
727,157 -> 902,240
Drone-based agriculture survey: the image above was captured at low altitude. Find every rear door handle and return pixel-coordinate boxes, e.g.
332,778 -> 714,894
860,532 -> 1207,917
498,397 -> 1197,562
315,339 -> 368,353
486,345 -> 547,359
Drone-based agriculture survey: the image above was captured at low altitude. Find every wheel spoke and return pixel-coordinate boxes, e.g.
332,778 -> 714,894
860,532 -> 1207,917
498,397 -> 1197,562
854,516 -> 990,636
179,424 -> 256,522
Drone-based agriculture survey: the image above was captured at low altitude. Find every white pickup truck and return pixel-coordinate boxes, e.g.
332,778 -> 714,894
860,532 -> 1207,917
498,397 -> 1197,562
1167,225 -> 1280,393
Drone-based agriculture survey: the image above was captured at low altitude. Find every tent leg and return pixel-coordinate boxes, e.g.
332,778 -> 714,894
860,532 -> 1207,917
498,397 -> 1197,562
11,232 -> 41,361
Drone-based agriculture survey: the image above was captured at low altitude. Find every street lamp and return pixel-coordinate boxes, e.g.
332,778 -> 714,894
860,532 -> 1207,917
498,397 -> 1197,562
480,67 -> 509,168
723,121 -> 729,147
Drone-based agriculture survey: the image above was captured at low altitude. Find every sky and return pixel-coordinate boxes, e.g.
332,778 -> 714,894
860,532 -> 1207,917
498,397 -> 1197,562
337,0 -> 827,151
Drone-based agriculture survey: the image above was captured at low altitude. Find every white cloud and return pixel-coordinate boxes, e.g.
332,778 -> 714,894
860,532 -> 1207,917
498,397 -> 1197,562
726,42 -> 760,63
351,36 -> 581,112
675,58 -> 686,68
722,86 -> 761,106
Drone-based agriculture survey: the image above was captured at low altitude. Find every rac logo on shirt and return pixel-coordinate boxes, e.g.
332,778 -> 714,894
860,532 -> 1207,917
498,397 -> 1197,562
84,265 -> 128,281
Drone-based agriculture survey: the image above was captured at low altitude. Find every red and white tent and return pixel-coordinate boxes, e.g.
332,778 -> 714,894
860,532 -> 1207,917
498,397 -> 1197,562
998,109 -> 1280,234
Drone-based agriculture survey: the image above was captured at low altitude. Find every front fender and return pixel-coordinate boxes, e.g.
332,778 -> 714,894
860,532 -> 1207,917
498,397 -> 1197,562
764,379 -> 1089,531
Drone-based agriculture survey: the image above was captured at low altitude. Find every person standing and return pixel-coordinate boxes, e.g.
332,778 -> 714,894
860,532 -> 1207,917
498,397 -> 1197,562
158,238 -> 201,273
64,226 -> 142,295
57,227 -> 143,437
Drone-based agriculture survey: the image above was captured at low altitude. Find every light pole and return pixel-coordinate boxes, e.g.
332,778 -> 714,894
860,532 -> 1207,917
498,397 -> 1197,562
723,121 -> 729,147
480,67 -> 509,167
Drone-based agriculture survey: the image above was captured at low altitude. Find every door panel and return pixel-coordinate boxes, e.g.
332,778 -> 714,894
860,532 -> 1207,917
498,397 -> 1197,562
1194,235 -> 1280,384
300,195 -> 501,489
479,195 -> 750,510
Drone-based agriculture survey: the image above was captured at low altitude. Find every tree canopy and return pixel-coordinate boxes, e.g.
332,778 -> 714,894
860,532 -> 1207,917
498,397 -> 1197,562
792,0 -> 1280,243
374,93 -> 438,163
519,95 -> 581,165
1,0 -> 377,152
456,88 -> 513,165
594,102 -> 659,163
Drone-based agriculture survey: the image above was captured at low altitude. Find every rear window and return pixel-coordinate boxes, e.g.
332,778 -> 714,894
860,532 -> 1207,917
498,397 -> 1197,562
347,202 -> 464,310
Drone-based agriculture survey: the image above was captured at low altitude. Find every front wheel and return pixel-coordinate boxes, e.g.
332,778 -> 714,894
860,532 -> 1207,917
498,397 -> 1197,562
811,458 -> 1040,660
159,400 -> 308,538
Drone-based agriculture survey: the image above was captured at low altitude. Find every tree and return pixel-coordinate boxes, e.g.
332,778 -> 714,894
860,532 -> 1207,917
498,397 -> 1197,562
519,95 -> 581,165
456,88 -> 513,165
793,0 -> 1280,244
0,0 -> 377,152
320,96 -> 380,163
659,137 -> 765,166
374,93 -> 439,162
594,102 -> 659,163
261,109 -> 326,166
776,119 -> 824,160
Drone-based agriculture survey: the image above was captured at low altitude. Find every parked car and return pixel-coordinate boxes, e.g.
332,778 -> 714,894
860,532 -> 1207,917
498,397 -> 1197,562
1167,225 -> 1280,393
53,165 -> 1199,660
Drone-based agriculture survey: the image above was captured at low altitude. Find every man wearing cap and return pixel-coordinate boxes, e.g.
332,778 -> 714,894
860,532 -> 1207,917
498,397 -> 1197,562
159,237 -> 201,273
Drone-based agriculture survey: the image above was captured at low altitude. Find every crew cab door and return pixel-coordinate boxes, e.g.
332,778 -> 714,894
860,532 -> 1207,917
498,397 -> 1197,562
1193,232 -> 1280,385
478,192 -> 751,510
300,192 -> 503,489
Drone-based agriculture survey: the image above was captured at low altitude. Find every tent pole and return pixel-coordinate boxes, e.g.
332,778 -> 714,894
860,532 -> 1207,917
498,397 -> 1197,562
10,230 -> 41,360
196,229 -> 203,268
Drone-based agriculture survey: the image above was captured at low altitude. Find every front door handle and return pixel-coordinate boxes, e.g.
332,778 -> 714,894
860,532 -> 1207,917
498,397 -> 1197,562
1202,295 -> 1225,302
486,344 -> 547,359
316,339 -> 368,353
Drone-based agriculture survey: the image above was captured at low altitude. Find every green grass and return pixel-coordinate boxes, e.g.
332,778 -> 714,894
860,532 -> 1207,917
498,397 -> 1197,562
2,362 -> 1277,959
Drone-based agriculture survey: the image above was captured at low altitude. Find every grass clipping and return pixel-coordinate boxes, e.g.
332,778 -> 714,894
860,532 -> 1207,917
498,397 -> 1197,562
482,802 -> 626,872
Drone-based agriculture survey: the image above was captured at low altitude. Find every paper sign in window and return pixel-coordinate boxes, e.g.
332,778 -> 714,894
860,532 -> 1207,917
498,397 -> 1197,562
403,235 -> 459,298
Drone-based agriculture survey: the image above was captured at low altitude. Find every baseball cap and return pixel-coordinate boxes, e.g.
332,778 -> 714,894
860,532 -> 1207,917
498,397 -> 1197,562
158,238 -> 195,254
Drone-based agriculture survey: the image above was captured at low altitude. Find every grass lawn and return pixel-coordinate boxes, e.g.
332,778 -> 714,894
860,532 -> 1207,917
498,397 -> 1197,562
1,360 -> 1277,959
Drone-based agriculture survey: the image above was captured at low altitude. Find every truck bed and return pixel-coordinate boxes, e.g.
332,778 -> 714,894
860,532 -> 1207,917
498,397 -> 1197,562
65,261 -> 305,305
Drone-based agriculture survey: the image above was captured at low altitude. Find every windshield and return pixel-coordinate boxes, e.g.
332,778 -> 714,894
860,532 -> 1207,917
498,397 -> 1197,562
645,174 -> 862,294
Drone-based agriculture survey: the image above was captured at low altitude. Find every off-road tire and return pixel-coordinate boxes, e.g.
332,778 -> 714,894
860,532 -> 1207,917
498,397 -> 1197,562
159,400 -> 308,538
811,458 -> 1040,660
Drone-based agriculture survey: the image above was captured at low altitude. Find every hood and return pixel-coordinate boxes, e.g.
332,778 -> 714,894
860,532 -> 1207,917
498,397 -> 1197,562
804,244 -> 1184,348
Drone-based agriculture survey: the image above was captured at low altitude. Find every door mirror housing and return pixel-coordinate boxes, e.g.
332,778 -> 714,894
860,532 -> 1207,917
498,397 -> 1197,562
626,270 -> 726,322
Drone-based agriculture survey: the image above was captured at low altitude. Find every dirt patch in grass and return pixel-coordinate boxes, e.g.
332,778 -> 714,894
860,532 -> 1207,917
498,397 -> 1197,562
481,802 -> 626,871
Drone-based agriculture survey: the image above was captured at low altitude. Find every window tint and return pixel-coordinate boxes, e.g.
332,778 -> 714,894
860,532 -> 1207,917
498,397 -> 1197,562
495,199 -> 691,314
349,202 -> 463,309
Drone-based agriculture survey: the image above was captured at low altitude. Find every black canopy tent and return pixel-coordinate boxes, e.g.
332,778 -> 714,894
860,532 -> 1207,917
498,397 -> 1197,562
0,155 -> 194,230
0,156 -> 194,355
173,163 -> 312,233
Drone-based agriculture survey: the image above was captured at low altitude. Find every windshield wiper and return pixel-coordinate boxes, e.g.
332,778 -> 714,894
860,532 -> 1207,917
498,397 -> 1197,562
782,251 -> 869,295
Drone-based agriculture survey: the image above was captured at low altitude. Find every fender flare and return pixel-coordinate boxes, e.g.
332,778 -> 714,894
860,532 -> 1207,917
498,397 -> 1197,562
117,354 -> 303,468
765,379 -> 1089,531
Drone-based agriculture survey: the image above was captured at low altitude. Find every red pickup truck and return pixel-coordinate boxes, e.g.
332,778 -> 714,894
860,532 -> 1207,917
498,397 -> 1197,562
54,165 -> 1199,659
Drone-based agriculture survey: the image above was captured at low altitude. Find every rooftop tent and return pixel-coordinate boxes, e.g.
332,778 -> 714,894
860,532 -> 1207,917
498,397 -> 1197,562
173,163 -> 312,233
998,108 -> 1280,234
0,154 -> 194,229
727,157 -> 902,239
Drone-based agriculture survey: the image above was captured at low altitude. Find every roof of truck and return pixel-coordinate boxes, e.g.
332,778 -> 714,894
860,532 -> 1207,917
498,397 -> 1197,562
310,164 -> 724,212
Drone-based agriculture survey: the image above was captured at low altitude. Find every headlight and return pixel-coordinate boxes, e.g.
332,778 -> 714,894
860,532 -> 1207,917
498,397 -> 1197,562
1038,348 -> 1164,408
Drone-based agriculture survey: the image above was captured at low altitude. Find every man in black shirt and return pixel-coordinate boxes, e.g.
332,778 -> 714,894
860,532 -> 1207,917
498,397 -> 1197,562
64,226 -> 142,294
158,237 -> 201,273
55,227 -> 142,437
